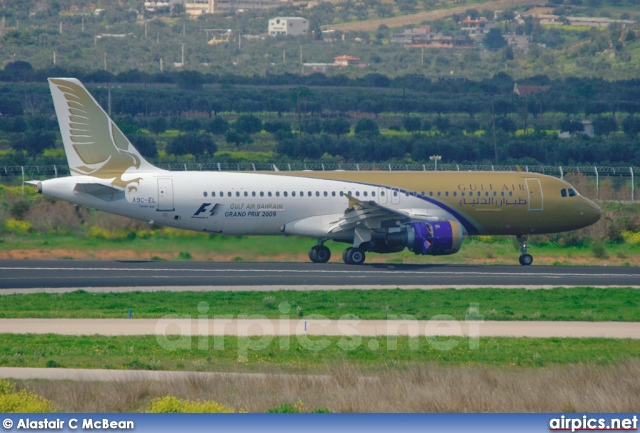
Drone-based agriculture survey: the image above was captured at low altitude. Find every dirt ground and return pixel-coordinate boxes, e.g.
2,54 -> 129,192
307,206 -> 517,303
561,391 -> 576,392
1,248 -> 638,266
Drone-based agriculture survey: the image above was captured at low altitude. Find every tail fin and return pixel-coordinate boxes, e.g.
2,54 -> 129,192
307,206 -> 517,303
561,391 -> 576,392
48,78 -> 159,187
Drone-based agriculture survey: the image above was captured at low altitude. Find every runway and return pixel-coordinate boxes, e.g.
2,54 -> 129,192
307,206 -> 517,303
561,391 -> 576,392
0,318 -> 638,339
1,260 -> 639,291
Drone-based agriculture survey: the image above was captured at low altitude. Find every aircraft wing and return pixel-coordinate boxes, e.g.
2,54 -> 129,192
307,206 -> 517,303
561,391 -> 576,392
328,193 -> 411,234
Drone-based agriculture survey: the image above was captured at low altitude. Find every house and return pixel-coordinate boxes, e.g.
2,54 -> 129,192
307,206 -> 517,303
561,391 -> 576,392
503,34 -> 532,51
333,55 -> 360,67
460,17 -> 496,38
390,25 -> 433,44
513,83 -> 550,97
268,17 -> 309,36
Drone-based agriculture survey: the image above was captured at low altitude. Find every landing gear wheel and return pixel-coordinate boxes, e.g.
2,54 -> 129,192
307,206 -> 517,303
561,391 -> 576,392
516,235 -> 533,266
343,247 -> 366,265
309,245 -> 331,263
519,254 -> 533,266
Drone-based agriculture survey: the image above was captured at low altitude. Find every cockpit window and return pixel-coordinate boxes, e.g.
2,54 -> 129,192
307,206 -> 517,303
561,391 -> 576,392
561,189 -> 567,198
568,188 -> 577,197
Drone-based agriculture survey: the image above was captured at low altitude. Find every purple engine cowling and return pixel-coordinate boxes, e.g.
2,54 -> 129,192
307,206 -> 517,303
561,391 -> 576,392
410,221 -> 462,256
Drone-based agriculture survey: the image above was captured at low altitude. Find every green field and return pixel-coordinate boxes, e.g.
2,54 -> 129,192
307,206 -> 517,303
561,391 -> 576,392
1,287 -> 639,321
1,334 -> 639,372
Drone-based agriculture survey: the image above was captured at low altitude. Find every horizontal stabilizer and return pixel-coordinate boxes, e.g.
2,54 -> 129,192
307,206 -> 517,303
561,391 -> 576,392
73,183 -> 124,202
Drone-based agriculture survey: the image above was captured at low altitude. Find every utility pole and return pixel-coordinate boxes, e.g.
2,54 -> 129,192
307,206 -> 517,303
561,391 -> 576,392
492,96 -> 498,166
103,52 -> 107,71
107,85 -> 112,117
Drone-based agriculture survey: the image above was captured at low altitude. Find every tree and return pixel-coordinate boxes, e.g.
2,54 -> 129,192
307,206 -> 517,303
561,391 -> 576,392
12,131 -> 55,156
354,118 -> 379,136
434,116 -> 451,133
130,135 -> 158,158
484,28 -> 507,51
592,117 -> 618,136
234,114 -> 262,135
148,117 -> 168,135
622,116 -> 640,137
376,3 -> 393,17
560,119 -> 584,134
264,120 -> 292,134
167,132 -> 216,157
397,0 -> 417,13
323,118 -> 351,136
171,3 -> 185,15
206,117 -> 230,134
403,116 -> 422,132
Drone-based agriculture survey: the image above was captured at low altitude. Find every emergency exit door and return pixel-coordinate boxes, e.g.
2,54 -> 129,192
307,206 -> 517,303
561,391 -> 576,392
525,178 -> 543,211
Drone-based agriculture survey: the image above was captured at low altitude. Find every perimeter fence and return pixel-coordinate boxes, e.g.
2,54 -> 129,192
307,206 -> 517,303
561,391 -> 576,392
1,163 -> 637,202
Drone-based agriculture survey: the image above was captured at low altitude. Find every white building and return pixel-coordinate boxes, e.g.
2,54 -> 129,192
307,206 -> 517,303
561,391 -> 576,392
268,17 -> 308,36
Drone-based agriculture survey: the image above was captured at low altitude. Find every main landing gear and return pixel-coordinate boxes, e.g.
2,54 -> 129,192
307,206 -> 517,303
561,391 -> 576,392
309,239 -> 331,263
517,235 -> 533,266
342,247 -> 366,265
308,240 -> 367,265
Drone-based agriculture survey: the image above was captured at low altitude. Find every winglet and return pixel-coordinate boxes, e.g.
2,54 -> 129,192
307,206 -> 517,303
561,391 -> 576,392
48,78 -> 160,187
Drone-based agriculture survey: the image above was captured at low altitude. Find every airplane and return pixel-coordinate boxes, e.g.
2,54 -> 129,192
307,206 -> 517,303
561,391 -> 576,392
31,78 -> 602,266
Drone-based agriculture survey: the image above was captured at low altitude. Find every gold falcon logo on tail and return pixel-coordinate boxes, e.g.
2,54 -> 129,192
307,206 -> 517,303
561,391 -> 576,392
48,78 -> 158,190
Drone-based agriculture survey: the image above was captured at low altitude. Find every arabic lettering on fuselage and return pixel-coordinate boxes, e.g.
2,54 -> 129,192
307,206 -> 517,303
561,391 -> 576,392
457,183 -> 526,192
458,197 -> 528,207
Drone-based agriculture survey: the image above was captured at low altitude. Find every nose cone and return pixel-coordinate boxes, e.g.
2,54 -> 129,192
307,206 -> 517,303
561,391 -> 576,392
578,197 -> 601,227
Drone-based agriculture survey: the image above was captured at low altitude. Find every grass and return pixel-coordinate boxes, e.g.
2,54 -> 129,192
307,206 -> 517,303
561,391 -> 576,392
0,287 -> 639,321
10,361 -> 639,412
2,231 -> 640,266
1,334 -> 639,372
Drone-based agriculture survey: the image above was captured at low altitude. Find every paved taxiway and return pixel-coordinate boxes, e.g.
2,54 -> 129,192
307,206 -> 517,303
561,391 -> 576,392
1,260 -> 639,290
1,318 -> 638,339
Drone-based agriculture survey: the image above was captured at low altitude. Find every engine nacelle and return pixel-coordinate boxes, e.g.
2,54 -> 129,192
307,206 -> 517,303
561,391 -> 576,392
367,221 -> 463,256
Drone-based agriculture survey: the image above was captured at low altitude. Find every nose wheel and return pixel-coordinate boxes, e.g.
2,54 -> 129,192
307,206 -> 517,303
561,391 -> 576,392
517,235 -> 533,266
309,242 -> 331,263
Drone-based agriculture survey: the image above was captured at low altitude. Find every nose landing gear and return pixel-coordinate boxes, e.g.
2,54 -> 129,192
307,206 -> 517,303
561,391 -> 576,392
517,235 -> 533,266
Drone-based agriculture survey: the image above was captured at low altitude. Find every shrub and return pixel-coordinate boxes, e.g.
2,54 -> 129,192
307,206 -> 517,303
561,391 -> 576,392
622,231 -> 640,244
0,380 -> 54,413
147,396 -> 237,413
591,241 -> 609,259
5,219 -> 33,234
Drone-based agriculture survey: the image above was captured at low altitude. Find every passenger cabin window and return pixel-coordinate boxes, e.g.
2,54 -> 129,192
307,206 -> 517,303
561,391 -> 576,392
268,192 -> 272,197
227,192 -> 232,197
324,191 -> 328,197
236,192 -> 240,197
212,192 -> 216,197
276,192 -> 280,197
203,192 -> 208,197
284,192 -> 288,197
244,192 -> 248,197
260,192 -> 264,197
252,192 -> 256,197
